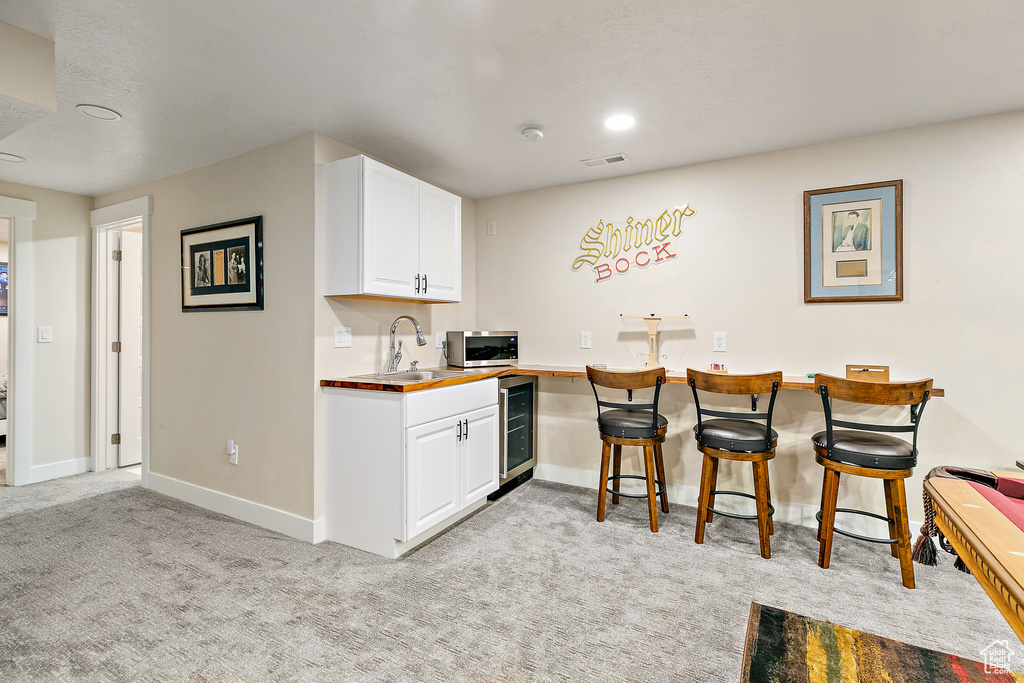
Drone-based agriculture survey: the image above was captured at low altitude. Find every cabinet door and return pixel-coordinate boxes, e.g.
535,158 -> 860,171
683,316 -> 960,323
404,415 -> 460,541
418,182 -> 461,302
363,157 -> 420,298
460,404 -> 499,507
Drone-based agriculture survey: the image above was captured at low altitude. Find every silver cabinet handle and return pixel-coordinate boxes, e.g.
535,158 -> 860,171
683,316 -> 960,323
423,273 -> 428,293
456,419 -> 462,441
415,274 -> 420,294
463,418 -> 468,439
500,389 -> 508,478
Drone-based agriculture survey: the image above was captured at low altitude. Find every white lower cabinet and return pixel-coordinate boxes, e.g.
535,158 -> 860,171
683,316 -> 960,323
404,405 -> 499,540
323,379 -> 499,558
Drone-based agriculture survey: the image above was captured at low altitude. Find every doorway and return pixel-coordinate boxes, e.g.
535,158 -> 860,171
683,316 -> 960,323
91,197 -> 151,481
0,218 -> 9,483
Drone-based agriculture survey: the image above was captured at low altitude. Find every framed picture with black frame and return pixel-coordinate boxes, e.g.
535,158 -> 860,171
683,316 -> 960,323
804,180 -> 903,303
181,216 -> 263,311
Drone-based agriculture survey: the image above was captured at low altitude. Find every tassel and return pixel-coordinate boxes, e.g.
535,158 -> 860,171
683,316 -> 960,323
912,534 -> 938,566
954,556 -> 971,574
913,488 -> 940,566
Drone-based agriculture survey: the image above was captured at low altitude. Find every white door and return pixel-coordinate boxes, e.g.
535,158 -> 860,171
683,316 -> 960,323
118,230 -> 143,467
404,415 -> 460,540
418,182 -> 461,302
362,157 -> 420,298
460,404 -> 499,506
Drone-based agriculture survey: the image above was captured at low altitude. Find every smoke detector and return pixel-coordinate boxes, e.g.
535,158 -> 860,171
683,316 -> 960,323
520,125 -> 544,141
581,153 -> 629,167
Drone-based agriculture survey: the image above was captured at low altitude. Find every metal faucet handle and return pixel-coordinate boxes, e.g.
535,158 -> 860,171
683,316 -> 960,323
409,360 -> 419,371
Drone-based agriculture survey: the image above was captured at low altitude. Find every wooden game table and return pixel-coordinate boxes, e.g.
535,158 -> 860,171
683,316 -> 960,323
926,472 -> 1024,643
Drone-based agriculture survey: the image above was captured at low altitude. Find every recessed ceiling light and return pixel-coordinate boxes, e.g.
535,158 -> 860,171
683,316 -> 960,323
604,114 -> 635,131
76,104 -> 122,121
0,152 -> 26,163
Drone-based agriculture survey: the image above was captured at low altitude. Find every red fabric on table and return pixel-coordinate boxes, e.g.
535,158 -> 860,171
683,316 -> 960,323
970,480 -> 1024,533
997,475 -> 1024,500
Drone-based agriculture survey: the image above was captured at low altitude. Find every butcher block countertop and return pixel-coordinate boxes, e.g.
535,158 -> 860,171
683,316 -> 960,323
320,364 -> 944,396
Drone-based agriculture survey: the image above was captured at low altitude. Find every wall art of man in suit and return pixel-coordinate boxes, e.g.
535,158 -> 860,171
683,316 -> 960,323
832,210 -> 871,252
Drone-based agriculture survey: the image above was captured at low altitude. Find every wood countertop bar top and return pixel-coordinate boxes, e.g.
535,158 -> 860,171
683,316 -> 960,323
321,364 -> 944,396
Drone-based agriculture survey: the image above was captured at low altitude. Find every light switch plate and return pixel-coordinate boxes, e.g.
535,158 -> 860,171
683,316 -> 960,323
435,332 -> 445,349
38,326 -> 53,343
334,326 -> 352,348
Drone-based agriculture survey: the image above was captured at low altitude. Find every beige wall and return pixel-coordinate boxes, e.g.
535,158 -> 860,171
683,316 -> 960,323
0,181 -> 92,467
94,131 -> 479,525
475,110 -> 1024,524
96,134 -> 318,518
312,133 -> 478,520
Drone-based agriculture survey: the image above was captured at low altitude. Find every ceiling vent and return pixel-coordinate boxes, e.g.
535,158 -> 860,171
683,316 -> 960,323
582,153 -> 629,167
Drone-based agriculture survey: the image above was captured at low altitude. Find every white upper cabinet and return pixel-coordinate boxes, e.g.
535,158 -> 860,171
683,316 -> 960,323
324,155 -> 461,302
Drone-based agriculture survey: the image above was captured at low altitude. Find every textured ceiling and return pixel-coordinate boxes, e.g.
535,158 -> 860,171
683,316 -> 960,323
1,1 -> 1024,199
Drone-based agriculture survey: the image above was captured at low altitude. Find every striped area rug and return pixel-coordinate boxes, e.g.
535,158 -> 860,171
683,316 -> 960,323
742,603 -> 1023,682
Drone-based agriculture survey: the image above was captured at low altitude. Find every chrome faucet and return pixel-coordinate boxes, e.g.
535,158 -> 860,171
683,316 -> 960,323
385,315 -> 427,373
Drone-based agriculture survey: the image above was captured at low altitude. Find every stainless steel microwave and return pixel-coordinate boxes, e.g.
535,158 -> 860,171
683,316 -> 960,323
445,331 -> 519,368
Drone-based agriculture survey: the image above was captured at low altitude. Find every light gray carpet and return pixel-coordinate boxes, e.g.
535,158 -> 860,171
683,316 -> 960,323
0,470 -> 1016,681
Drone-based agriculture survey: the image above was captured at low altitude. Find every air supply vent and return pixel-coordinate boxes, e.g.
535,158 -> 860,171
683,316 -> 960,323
582,153 -> 629,167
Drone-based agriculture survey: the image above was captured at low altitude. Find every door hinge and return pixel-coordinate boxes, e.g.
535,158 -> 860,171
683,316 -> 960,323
111,341 -> 121,352
112,250 -> 122,261
111,433 -> 121,445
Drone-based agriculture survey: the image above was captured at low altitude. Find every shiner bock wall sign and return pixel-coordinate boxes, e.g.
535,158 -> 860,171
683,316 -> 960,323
571,205 -> 694,282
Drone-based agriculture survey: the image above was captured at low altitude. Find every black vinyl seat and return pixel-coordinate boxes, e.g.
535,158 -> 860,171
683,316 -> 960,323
599,409 -> 669,439
810,430 -> 915,470
687,369 -> 783,559
812,373 -> 933,589
586,365 -> 670,533
694,419 -> 778,454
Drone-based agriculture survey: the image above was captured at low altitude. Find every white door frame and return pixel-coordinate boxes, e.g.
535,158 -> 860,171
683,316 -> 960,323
0,195 -> 36,486
91,197 -> 152,486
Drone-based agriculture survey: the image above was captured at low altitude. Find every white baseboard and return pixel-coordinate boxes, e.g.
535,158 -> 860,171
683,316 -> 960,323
31,457 -> 91,483
146,472 -> 324,543
534,463 -> 922,540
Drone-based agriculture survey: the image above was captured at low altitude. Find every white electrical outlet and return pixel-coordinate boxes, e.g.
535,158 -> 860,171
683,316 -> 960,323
334,326 -> 352,348
486,220 -> 496,236
580,331 -> 592,349
713,332 -> 727,352
435,331 -> 445,349
227,439 -> 238,465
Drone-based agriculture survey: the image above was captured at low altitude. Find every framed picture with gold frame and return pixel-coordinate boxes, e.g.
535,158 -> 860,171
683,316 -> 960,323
181,216 -> 263,311
803,180 -> 902,303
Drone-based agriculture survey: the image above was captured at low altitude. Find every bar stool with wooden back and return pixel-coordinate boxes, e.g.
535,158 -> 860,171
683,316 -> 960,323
586,366 -> 670,532
812,374 -> 932,589
687,369 -> 783,559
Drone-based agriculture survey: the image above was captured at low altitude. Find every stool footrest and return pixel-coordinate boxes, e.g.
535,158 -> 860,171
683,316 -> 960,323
707,490 -> 775,521
816,508 -> 898,545
606,474 -> 666,499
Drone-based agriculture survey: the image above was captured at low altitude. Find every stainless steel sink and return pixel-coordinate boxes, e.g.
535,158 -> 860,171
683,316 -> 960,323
350,370 -> 469,382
